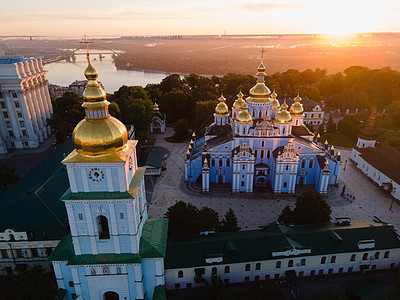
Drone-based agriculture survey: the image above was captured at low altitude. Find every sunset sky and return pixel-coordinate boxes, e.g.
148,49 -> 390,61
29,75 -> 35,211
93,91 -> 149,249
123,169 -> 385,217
2,0 -> 400,36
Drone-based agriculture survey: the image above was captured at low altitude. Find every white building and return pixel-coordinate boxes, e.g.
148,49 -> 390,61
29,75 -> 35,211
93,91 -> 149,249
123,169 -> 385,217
0,57 -> 53,154
50,54 -> 167,300
351,114 -> 400,201
284,98 -> 324,128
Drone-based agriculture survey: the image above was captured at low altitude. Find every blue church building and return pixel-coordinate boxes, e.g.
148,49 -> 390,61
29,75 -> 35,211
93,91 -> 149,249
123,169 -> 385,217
185,61 -> 341,194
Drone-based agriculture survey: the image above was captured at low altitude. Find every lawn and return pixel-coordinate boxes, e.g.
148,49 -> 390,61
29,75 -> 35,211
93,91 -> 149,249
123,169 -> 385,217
321,131 -> 356,148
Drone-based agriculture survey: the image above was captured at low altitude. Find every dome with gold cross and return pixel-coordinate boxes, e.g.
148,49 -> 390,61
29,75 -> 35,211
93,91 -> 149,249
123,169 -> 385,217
214,93 -> 229,116
289,93 -> 304,115
247,61 -> 271,102
232,91 -> 245,110
71,48 -> 128,156
271,88 -> 280,110
235,102 -> 253,124
275,100 -> 292,123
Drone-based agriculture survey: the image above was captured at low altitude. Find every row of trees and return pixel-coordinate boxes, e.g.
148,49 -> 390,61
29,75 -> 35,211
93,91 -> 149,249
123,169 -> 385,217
165,201 -> 240,237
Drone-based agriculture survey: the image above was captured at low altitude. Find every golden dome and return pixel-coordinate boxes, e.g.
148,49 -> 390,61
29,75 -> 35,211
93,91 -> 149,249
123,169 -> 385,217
232,90 -> 245,109
214,92 -> 229,116
275,101 -> 292,123
289,93 -> 304,115
235,103 -> 252,124
72,54 -> 128,156
153,102 -> 159,112
271,88 -> 280,110
247,61 -> 271,102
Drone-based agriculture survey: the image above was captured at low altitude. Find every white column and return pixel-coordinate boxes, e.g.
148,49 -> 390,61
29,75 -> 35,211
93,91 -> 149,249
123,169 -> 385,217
108,202 -> 121,254
106,168 -> 114,192
155,259 -> 165,286
23,87 -> 39,136
81,169 -> 89,192
134,264 -> 145,299
65,202 -> 81,255
84,203 -> 98,255
27,86 -> 44,142
53,262 -> 65,289
37,80 -> 51,120
31,81 -> 47,138
67,167 -> 78,192
71,267 -> 82,298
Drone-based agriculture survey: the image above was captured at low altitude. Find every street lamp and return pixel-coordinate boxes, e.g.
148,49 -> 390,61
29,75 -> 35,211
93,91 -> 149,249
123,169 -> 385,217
343,160 -> 348,171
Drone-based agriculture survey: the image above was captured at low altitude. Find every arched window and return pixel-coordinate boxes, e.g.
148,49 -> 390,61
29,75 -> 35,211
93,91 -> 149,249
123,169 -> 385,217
301,159 -> 306,168
97,215 -> 110,239
285,165 -> 289,171
282,127 -> 286,135
212,267 -> 217,276
276,261 -> 281,268
362,253 -> 368,260
259,111 -> 262,118
321,257 -> 326,264
9,234 -> 15,241
267,149 -> 271,159
245,264 -> 250,271
178,270 -> 183,278
288,260 -> 293,267
260,150 -> 264,159
252,111 -> 255,117
254,149 -> 258,158
243,127 -> 245,135
211,158 -> 215,167
350,254 -> 356,261
384,251 -> 390,258
301,259 -> 306,266
330,256 -> 336,263
261,140 -> 265,147
224,266 -> 230,273
309,159 -> 313,168
375,252 -> 380,259
226,157 -> 230,167
256,263 -> 261,270
219,158 -> 223,167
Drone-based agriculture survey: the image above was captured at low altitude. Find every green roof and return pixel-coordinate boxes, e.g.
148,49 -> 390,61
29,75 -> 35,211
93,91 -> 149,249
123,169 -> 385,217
152,285 -> 167,300
50,218 -> 168,264
0,138 -> 73,236
60,168 -> 146,201
138,151 -> 163,169
140,218 -> 169,258
165,221 -> 400,269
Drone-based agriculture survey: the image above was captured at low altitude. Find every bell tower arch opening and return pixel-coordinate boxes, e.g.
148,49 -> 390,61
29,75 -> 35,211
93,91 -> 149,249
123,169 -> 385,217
96,215 -> 110,239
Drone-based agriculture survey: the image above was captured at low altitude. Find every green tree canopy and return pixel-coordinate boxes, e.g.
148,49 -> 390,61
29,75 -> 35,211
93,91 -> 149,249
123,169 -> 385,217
293,190 -> 332,225
165,201 -> 199,237
0,163 -> 19,186
198,207 -> 220,232
194,100 -> 218,135
174,119 -> 190,139
221,208 -> 240,232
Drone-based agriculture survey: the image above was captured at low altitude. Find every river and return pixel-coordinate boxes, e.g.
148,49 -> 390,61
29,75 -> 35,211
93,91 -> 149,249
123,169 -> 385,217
45,50 -> 168,93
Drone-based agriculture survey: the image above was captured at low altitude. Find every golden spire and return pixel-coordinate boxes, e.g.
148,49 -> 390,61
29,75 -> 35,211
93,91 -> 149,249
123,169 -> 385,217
153,102 -> 159,112
71,35 -> 128,156
215,92 -> 229,116
271,87 -> 280,110
247,52 -> 271,101
233,90 -> 245,109
290,92 -> 304,115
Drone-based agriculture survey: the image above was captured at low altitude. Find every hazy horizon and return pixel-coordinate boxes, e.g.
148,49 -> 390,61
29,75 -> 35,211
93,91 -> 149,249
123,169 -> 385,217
2,0 -> 400,37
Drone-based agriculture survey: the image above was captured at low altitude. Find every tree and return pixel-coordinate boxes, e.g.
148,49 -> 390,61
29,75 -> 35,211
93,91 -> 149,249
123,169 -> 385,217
0,163 -> 19,186
174,119 -> 189,139
194,100 -> 218,135
327,117 -> 336,133
108,102 -> 121,119
165,201 -> 199,237
292,190 -> 332,225
0,265 -> 57,300
197,207 -> 221,232
221,208 -> 240,232
277,205 -> 294,224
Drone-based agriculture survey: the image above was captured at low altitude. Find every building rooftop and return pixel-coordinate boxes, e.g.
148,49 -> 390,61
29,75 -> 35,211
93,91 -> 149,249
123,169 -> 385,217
0,139 -> 73,239
355,145 -> 400,185
165,221 -> 400,269
0,57 -> 31,64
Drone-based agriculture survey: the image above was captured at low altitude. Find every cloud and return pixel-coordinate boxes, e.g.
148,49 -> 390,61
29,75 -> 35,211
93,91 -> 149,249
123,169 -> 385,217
241,2 -> 308,11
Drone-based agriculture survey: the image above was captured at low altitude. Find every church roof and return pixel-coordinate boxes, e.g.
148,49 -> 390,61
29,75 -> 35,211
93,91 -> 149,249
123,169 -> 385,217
292,125 -> 314,137
0,139 -> 73,236
138,151 -> 164,169
204,124 -> 233,151
49,218 -> 169,264
165,221 -> 400,269
355,145 -> 400,185
283,98 -> 322,112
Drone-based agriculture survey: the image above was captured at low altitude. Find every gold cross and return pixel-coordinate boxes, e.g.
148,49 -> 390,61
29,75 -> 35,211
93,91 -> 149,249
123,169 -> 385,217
259,48 -> 266,59
80,35 -> 93,61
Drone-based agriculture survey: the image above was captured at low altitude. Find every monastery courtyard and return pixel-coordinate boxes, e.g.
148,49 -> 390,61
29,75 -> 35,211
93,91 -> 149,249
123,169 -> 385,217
147,127 -> 400,231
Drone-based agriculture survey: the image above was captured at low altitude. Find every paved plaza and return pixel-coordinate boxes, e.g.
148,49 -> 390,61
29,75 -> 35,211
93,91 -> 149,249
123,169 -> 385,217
146,127 -> 400,231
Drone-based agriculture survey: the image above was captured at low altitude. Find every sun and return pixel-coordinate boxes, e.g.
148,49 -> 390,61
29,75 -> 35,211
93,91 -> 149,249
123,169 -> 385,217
308,0 -> 380,34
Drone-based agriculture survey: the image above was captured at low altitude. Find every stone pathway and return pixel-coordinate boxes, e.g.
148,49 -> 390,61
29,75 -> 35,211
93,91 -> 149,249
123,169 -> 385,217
147,128 -> 400,231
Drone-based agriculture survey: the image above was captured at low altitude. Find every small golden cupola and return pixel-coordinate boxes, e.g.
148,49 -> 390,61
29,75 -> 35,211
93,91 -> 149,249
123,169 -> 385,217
232,90 -> 245,110
275,100 -> 292,123
72,47 -> 128,156
247,61 -> 271,102
235,102 -> 253,124
289,93 -> 304,115
214,93 -> 229,116
153,102 -> 160,113
271,88 -> 280,110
